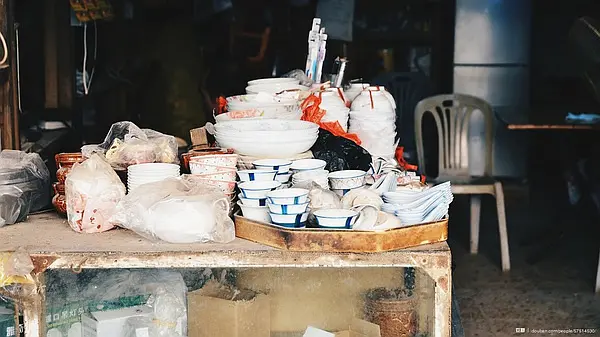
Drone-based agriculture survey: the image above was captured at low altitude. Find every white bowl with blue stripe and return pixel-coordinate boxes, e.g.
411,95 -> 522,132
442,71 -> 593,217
275,172 -> 293,183
237,169 -> 277,182
238,194 -> 268,207
331,186 -> 364,197
266,188 -> 309,205
314,209 -> 359,229
267,201 -> 309,215
269,212 -> 309,228
253,159 -> 293,174
290,159 -> 327,173
239,181 -> 282,199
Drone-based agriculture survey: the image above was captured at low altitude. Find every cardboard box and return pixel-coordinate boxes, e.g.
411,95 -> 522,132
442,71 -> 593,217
335,319 -> 381,337
81,306 -> 152,337
188,281 -> 270,337
301,320 -> 380,337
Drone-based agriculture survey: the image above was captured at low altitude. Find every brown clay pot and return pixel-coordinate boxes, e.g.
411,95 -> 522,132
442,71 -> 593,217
52,182 -> 65,195
55,153 -> 85,184
365,289 -> 418,337
52,193 -> 67,215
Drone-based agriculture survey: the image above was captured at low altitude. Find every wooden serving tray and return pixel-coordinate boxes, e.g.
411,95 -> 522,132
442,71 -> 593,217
234,215 -> 448,253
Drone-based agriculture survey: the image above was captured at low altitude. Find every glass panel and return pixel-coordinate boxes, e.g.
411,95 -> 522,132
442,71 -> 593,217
45,267 -> 436,337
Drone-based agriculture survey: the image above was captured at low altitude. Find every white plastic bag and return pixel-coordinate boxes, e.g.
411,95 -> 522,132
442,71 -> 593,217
110,176 -> 235,243
66,154 -> 126,233
81,121 -> 179,170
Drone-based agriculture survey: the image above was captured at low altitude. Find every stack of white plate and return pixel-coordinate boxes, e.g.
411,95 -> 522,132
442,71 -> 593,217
349,87 -> 397,159
214,119 -> 319,158
127,163 -> 180,193
382,182 -> 453,225
226,93 -> 301,120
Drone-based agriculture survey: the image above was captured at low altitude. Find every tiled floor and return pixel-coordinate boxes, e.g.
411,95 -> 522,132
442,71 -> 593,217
449,185 -> 600,337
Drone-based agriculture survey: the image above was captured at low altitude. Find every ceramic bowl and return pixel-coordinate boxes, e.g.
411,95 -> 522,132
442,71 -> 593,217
246,84 -> 308,95
293,169 -> 329,180
269,212 -> 309,228
275,172 -> 293,183
237,201 -> 271,223
331,186 -> 364,197
189,162 -> 237,175
314,208 -> 359,229
238,180 -> 282,199
189,154 -> 238,168
328,170 -> 367,189
238,194 -> 268,207
237,169 -> 277,182
253,159 -> 293,173
290,159 -> 327,173
192,170 -> 237,181
267,201 -> 309,215
247,78 -> 299,86
266,188 -> 309,205
190,178 -> 237,193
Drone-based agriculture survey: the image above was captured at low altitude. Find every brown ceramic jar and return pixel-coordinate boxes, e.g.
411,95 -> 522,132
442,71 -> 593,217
55,153 -> 84,184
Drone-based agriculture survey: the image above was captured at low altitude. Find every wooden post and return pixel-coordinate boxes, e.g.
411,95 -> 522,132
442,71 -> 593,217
44,0 -> 58,109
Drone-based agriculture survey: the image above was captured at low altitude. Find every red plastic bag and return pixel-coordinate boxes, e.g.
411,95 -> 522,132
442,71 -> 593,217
300,95 -> 362,145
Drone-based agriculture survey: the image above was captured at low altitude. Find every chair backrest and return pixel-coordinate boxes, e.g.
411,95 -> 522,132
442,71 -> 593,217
414,94 -> 494,178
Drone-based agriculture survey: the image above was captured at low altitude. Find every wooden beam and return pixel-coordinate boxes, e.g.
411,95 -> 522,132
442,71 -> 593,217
44,0 -> 58,109
8,0 -> 19,149
56,0 -> 73,110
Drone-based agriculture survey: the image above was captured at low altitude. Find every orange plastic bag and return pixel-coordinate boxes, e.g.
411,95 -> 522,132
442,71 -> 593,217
300,95 -> 362,145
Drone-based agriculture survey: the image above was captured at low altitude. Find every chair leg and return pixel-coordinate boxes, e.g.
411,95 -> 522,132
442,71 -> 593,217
494,182 -> 511,272
595,249 -> 600,294
470,195 -> 481,255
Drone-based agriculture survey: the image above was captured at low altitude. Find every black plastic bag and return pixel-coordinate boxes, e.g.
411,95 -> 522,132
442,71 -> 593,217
310,129 -> 372,172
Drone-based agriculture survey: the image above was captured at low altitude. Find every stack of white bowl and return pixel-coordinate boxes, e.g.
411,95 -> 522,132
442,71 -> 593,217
127,163 -> 180,193
292,169 -> 329,189
237,180 -> 281,223
214,119 -> 319,158
290,159 -> 329,189
253,159 -> 293,184
349,87 -> 397,159
328,170 -> 367,197
343,83 -> 370,105
266,188 -> 310,228
226,93 -> 301,120
313,90 -> 350,131
382,182 -> 453,225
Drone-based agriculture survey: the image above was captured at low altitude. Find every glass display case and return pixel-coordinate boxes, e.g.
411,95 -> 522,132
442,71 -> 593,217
2,213 -> 452,337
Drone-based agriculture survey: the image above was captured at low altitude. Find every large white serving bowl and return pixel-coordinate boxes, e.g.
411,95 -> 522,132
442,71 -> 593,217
215,130 -> 318,142
246,84 -> 308,95
247,78 -> 300,86
215,135 -> 318,158
215,119 -> 318,133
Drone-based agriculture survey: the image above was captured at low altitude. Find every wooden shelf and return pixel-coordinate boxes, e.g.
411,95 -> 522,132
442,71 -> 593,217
1,213 -> 451,270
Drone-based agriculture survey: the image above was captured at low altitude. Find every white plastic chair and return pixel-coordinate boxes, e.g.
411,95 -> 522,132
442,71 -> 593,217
415,94 -> 510,272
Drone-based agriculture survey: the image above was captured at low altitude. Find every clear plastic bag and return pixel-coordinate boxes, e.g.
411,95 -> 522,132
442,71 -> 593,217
81,121 -> 179,170
0,150 -> 51,224
283,69 -> 314,87
86,270 -> 188,337
0,248 -> 34,288
66,154 -> 126,233
110,176 -> 235,243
